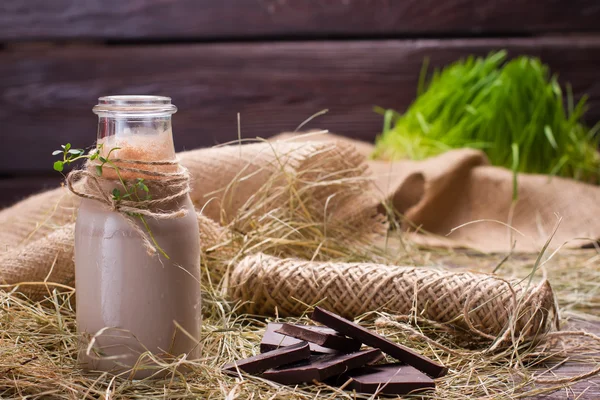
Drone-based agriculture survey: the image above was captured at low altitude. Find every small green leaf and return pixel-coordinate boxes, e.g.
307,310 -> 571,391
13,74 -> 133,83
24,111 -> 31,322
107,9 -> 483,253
68,149 -> 83,155
90,153 -> 98,160
416,112 -> 430,134
511,143 -> 519,201
382,109 -> 394,135
60,145 -> 66,149
95,165 -> 103,176
65,143 -> 71,151
544,126 -> 558,150
465,105 -> 478,115
52,150 -> 63,156
53,161 -> 64,172
112,188 -> 121,199
142,184 -> 149,192
99,156 -> 107,163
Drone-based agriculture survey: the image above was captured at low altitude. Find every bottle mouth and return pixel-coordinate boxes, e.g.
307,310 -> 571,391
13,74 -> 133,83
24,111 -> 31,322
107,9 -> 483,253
93,95 -> 177,117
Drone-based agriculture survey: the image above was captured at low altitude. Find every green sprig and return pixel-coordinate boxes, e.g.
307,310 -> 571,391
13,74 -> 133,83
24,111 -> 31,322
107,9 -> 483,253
52,143 -> 168,259
52,143 -> 85,172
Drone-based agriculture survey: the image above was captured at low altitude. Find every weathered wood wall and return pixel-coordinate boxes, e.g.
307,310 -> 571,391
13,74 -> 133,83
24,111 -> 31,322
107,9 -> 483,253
2,0 -> 599,39
1,1 -> 600,207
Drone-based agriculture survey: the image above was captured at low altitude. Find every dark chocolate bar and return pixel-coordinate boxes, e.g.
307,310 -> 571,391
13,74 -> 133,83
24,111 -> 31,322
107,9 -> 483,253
261,323 -> 339,354
311,307 -> 448,378
343,363 -> 435,395
222,341 -> 310,375
275,323 -> 362,352
261,348 -> 384,385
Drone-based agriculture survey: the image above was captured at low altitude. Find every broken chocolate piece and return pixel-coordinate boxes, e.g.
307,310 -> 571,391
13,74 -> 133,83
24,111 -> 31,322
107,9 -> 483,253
261,323 -> 339,354
311,307 -> 448,378
261,349 -> 384,385
343,363 -> 435,395
222,341 -> 310,375
275,323 -> 362,352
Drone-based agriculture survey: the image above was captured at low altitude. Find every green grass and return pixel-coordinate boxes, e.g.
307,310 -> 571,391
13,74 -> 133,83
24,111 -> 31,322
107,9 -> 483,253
373,51 -> 600,183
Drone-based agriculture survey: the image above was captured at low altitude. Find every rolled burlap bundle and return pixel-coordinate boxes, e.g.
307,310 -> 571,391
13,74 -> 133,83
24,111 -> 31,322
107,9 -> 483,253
179,138 -> 384,235
229,254 -> 557,340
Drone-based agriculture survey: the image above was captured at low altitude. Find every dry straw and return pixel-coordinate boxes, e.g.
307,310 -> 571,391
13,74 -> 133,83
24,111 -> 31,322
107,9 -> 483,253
0,137 -> 599,398
2,252 -> 600,399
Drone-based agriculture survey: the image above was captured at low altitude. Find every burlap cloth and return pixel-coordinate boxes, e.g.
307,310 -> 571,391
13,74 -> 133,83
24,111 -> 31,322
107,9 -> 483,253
0,132 -> 597,338
276,133 -> 600,252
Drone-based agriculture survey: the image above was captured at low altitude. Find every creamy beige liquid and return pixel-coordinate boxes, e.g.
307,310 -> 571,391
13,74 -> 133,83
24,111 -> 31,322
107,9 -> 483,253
75,130 -> 201,378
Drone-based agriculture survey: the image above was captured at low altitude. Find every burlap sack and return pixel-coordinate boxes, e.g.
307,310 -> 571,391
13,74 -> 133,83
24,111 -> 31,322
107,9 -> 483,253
0,140 -> 383,298
229,253 -> 557,340
179,140 -> 384,238
276,133 -> 600,252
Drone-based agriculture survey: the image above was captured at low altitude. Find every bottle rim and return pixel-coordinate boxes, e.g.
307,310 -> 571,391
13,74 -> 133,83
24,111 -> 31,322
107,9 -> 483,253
93,95 -> 177,116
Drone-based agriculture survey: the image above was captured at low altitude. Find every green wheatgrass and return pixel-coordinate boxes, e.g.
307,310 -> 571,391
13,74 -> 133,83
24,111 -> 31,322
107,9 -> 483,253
373,51 -> 600,183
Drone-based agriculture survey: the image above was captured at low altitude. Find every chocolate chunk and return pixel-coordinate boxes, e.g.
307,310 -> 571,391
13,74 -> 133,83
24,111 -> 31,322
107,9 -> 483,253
261,349 -> 384,385
261,323 -> 339,354
311,307 -> 448,378
222,341 -> 310,375
275,323 -> 362,352
343,363 -> 435,395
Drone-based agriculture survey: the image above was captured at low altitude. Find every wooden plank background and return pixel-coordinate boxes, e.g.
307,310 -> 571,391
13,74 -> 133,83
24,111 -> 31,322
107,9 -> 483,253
1,0 -> 599,40
2,37 -> 600,173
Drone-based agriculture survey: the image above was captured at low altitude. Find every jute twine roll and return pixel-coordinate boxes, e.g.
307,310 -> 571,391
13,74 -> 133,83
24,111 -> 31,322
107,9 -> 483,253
229,254 -> 558,340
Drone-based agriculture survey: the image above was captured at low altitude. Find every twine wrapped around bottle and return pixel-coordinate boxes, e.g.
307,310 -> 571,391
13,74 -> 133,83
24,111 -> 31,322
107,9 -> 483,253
66,158 -> 192,254
229,254 -> 558,341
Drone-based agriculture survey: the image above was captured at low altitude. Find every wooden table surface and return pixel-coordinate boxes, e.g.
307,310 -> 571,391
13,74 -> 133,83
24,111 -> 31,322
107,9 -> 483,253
537,320 -> 600,399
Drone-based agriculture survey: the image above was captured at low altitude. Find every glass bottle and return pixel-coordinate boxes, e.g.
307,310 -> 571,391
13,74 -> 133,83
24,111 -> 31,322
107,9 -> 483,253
75,96 -> 201,378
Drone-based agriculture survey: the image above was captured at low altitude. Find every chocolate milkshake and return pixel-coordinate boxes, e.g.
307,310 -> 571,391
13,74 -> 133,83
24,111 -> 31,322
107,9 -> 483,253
74,96 -> 201,378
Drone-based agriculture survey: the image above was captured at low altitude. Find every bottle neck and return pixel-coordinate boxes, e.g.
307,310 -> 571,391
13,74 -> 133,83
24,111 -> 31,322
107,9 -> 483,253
94,96 -> 178,162
96,115 -> 176,163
